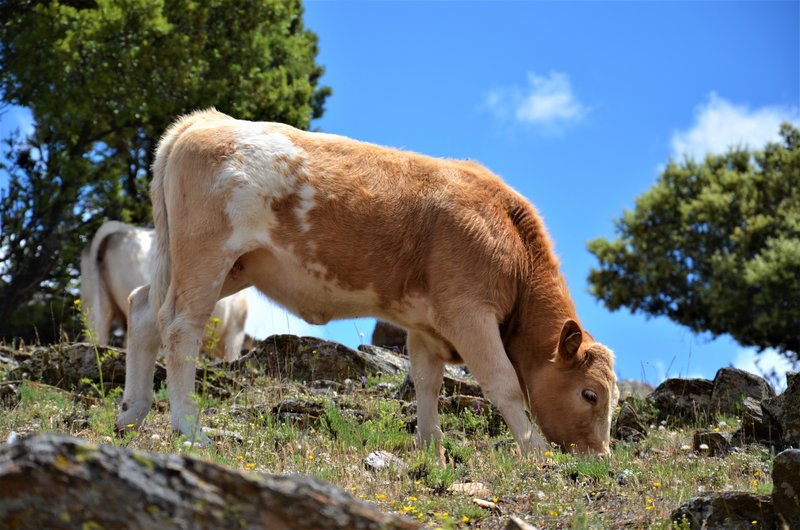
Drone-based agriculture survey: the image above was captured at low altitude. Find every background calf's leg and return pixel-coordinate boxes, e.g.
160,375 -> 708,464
116,285 -> 159,432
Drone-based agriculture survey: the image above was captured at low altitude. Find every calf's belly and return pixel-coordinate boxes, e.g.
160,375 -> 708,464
238,248 -> 389,325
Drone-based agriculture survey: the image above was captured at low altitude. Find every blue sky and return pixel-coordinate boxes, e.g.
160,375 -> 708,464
2,1 -> 798,388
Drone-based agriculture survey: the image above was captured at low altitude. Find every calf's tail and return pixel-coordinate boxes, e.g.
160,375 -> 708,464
79,220 -> 132,342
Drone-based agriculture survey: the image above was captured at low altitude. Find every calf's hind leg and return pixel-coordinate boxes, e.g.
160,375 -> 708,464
116,285 -> 159,433
158,257 -> 237,443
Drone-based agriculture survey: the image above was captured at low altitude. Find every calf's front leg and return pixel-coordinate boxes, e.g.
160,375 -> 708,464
407,330 -> 446,459
441,311 -> 550,454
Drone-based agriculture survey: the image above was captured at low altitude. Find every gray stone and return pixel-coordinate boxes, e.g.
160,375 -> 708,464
504,516 -> 540,530
364,450 -> 407,472
671,492 -> 775,530
370,321 -> 407,351
612,401 -> 648,442
693,430 -> 732,457
0,433 -> 420,530
647,378 -> 714,423
734,396 -> 783,446
780,372 -> 800,447
617,379 -> 654,400
395,371 -> 483,402
241,335 -> 409,383
772,448 -> 800,529
711,367 -> 775,415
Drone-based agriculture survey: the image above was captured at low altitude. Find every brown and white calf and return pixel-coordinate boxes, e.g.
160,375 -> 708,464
117,109 -> 619,454
80,220 -> 248,361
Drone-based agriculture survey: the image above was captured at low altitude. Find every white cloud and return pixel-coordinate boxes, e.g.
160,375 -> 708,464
243,287 -> 324,339
733,348 -> 797,392
671,93 -> 800,160
484,71 -> 588,134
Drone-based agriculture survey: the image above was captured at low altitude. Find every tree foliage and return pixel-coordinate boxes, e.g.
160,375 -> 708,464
0,0 -> 330,342
588,124 -> 800,362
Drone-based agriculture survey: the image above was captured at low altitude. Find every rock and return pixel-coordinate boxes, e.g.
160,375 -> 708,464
711,367 -> 775,415
647,378 -> 714,423
779,372 -> 800,447
734,397 -> 783,446
0,433 -> 419,530
473,498 -> 500,512
272,399 -> 327,429
617,379 -> 654,400
235,335 -> 410,384
505,515 -> 540,530
395,371 -> 483,402
6,342 -> 128,389
371,321 -> 407,351
3,343 -> 238,399
364,450 -> 407,472
449,482 -> 491,498
403,395 -> 506,436
671,492 -> 776,530
612,400 -> 648,442
693,430 -> 732,457
772,448 -> 800,529
0,382 -> 19,405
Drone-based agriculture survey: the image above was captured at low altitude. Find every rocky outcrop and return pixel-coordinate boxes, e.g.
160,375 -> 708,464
612,400 -> 648,442
772,449 -> 800,529
734,397 -> 783,446
647,378 -> 714,422
711,367 -> 775,415
0,433 -> 419,530
693,430 -> 732,457
670,448 -> 800,529
671,492 -> 775,530
777,372 -> 800,448
371,321 -> 407,351
241,335 -> 410,383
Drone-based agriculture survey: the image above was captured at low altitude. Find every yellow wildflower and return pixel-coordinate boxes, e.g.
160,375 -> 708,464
543,451 -> 554,458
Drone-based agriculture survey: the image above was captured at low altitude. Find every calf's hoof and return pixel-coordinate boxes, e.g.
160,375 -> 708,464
115,401 -> 151,435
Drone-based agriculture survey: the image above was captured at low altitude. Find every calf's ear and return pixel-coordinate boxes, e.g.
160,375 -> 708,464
555,319 -> 583,368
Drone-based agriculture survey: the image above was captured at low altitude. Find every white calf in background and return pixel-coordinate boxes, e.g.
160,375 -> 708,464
80,220 -> 248,361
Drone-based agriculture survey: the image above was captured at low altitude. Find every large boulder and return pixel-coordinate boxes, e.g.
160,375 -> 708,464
612,400 -> 648,442
0,433 -> 419,530
734,397 -> 783,447
371,321 -> 407,351
779,372 -> 800,448
711,367 -> 775,415
238,335 -> 409,383
647,378 -> 714,423
617,379 -> 654,400
693,430 -> 732,457
772,449 -> 800,529
671,492 -> 775,530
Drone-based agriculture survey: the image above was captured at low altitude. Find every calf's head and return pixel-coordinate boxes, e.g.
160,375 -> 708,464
528,319 -> 619,454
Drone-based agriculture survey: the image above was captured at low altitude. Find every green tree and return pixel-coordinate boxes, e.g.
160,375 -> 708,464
0,0 -> 330,342
588,124 -> 800,362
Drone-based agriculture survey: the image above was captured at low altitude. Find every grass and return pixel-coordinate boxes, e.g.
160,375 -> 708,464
0,344 -> 778,529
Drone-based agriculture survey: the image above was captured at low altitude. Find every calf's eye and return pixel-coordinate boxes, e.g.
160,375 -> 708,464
582,389 -> 598,404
